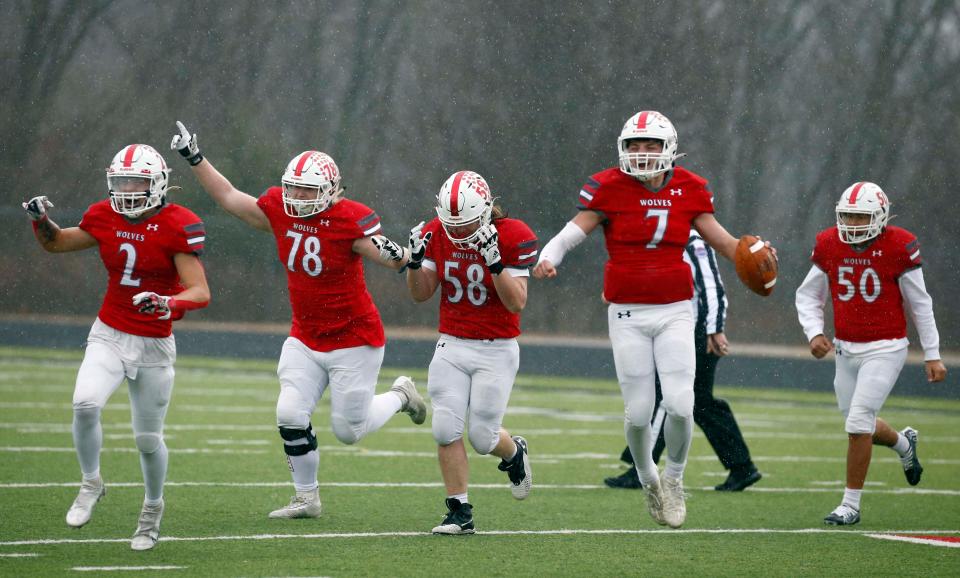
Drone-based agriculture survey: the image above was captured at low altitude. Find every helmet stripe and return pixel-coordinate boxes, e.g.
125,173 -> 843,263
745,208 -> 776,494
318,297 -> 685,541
294,151 -> 316,177
848,182 -> 865,205
449,171 -> 464,217
122,145 -> 138,168
636,111 -> 649,130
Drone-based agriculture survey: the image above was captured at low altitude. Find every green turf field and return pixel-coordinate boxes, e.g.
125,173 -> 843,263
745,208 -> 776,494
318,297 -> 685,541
1,346 -> 958,577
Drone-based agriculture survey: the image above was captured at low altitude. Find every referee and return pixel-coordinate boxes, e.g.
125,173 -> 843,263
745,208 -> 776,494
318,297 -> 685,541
604,230 -> 762,491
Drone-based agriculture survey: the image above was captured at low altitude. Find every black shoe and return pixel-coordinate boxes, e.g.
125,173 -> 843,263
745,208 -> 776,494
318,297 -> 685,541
497,436 -> 532,500
603,468 -> 643,489
900,427 -> 923,486
715,466 -> 762,491
431,498 -> 475,535
824,504 -> 860,526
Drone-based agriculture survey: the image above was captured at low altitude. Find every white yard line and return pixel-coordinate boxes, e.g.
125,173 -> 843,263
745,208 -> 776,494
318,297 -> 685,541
865,534 -> 960,548
2,528 -> 958,548
72,566 -> 186,572
1,481 -> 958,495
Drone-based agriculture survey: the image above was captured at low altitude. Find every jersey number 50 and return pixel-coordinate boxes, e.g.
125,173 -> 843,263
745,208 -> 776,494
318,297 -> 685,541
837,266 -> 881,303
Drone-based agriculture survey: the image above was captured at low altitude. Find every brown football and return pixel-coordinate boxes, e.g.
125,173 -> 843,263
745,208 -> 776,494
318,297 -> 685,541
734,235 -> 777,296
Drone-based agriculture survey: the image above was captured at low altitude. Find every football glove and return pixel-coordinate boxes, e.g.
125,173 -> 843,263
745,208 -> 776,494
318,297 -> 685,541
170,121 -> 204,166
371,235 -> 406,262
471,223 -> 503,274
132,292 -> 172,320
22,195 -> 54,221
406,221 -> 433,270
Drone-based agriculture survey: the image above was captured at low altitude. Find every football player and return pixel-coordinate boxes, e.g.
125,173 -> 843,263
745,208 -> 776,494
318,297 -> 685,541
534,111 -> 774,528
23,144 -> 210,550
795,181 -> 946,526
170,121 -> 426,519
405,171 -> 538,535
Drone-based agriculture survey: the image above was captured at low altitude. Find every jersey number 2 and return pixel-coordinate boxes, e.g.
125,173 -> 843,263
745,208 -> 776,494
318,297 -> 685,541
118,243 -> 141,287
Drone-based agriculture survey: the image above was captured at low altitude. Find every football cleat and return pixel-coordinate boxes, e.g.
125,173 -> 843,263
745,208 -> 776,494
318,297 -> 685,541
714,466 -> 762,492
660,473 -> 687,528
66,477 -> 105,528
130,500 -> 164,551
497,436 -> 532,500
390,376 -> 427,425
899,427 -> 923,486
642,478 -> 667,526
604,467 -> 643,490
432,498 -> 475,535
268,488 -> 322,519
824,504 -> 860,526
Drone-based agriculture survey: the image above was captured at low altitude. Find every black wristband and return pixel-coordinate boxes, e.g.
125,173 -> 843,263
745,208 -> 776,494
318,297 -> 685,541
489,261 -> 504,275
185,152 -> 204,166
400,260 -> 422,273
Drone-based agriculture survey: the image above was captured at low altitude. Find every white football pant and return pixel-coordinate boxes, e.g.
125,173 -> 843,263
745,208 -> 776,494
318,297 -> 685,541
608,301 -> 695,484
834,346 -> 907,434
73,319 -> 175,501
427,335 -> 520,455
275,337 -> 400,444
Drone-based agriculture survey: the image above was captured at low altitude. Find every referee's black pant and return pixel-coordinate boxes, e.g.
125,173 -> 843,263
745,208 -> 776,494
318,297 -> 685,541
621,324 -> 754,472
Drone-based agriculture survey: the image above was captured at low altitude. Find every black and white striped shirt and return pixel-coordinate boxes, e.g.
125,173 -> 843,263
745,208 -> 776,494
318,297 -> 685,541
682,229 -> 727,334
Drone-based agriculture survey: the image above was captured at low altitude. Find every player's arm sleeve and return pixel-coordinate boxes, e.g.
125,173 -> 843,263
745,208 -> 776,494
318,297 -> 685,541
898,267 -> 941,361
537,221 -> 586,267
502,224 -> 538,277
795,264 -> 829,342
355,210 -> 382,238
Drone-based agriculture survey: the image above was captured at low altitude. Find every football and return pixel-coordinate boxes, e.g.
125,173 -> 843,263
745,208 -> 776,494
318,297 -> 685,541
734,235 -> 778,296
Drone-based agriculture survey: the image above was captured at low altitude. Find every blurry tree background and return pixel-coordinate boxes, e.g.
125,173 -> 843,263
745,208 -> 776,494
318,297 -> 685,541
3,0 -> 958,347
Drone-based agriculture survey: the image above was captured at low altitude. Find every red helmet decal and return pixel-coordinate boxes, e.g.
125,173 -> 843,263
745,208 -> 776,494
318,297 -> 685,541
122,145 -> 139,168
636,111 -> 650,130
449,171 -> 464,217
848,182 -> 865,205
294,151 -> 317,177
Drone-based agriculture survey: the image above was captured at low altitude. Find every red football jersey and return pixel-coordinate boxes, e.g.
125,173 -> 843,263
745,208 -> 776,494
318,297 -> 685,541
578,166 -> 714,304
811,225 -> 921,342
78,200 -> 205,338
256,187 -> 385,352
423,217 -> 538,339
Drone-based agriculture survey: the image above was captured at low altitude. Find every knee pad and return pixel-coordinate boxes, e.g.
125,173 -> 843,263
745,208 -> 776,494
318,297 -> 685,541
661,386 -> 694,419
467,423 -> 499,455
135,432 -> 163,454
279,424 -> 318,456
331,417 -> 363,445
623,396 -> 655,428
845,406 -> 877,434
431,407 -> 464,447
72,404 -> 101,424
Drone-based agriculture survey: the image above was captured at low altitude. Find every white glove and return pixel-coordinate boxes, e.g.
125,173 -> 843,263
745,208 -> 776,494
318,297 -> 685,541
371,235 -> 406,262
170,121 -> 204,166
133,292 -> 172,320
470,223 -> 503,273
22,195 -> 54,221
406,221 -> 433,270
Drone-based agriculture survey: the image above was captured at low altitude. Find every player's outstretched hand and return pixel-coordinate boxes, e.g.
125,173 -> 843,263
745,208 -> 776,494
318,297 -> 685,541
22,195 -> 54,221
406,222 -> 432,270
809,334 -> 833,359
371,235 -> 405,262
133,292 -> 172,320
171,121 -> 204,166
925,360 -> 947,383
533,259 -> 557,279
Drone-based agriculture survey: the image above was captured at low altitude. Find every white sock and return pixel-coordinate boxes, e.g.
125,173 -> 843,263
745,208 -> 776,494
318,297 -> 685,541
892,433 -> 910,457
842,488 -> 862,510
139,441 -> 168,502
450,492 -> 468,504
663,413 -> 693,479
289,450 -> 320,493
363,392 -> 403,433
82,471 -> 101,483
625,422 -> 659,487
72,406 -> 102,477
144,497 -> 163,508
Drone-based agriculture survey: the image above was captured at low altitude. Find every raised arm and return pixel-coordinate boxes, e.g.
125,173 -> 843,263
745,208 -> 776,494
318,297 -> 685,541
354,234 -> 410,271
22,196 -> 97,253
171,121 -> 270,232
533,210 -> 602,279
404,222 -> 439,302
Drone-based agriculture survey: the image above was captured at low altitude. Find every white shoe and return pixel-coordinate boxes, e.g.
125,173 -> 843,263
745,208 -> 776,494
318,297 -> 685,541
66,477 -> 105,528
130,500 -> 164,551
660,473 -> 687,528
268,488 -> 322,519
824,503 -> 860,526
642,478 -> 666,526
391,376 -> 426,425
